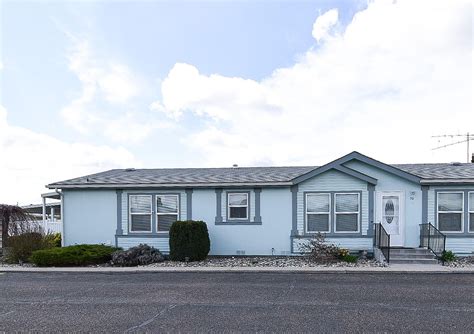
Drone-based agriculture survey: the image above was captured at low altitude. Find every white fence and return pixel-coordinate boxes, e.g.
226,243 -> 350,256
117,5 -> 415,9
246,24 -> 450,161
38,220 -> 62,234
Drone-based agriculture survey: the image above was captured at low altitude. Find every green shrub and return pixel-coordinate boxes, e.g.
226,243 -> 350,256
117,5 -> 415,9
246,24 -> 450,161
341,254 -> 358,263
5,232 -> 53,264
29,244 -> 118,267
47,233 -> 62,247
441,250 -> 456,263
169,220 -> 210,261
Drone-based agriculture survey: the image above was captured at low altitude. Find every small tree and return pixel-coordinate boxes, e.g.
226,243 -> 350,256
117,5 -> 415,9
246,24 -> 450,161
0,204 -> 33,248
298,232 -> 341,263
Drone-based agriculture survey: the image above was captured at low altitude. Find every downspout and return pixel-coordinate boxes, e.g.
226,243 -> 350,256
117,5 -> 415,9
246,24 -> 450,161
55,188 -> 64,247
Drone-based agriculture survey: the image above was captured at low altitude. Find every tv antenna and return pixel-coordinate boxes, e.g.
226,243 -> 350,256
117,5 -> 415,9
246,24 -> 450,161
431,133 -> 474,163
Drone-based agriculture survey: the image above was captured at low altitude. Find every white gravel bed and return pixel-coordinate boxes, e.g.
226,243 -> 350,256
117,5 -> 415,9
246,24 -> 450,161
445,256 -> 474,268
143,256 -> 385,268
0,256 -> 385,268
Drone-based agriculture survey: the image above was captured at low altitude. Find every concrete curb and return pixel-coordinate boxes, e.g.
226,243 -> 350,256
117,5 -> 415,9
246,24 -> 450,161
1,266 -> 473,274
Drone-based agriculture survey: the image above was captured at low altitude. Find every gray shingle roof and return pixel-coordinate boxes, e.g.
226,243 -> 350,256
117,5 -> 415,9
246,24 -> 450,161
393,163 -> 474,180
47,162 -> 474,188
48,166 -> 316,188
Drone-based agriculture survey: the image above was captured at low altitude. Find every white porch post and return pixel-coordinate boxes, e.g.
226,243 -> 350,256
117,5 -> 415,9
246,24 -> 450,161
51,207 -> 55,223
42,197 -> 46,224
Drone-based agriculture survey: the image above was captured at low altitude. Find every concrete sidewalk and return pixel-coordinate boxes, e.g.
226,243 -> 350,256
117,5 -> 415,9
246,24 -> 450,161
1,264 -> 473,274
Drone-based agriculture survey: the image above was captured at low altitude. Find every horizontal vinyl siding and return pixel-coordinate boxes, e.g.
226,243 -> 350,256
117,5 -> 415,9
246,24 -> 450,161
446,238 -> 474,255
297,170 -> 368,234
292,237 -> 373,252
117,237 -> 169,252
120,189 -> 187,235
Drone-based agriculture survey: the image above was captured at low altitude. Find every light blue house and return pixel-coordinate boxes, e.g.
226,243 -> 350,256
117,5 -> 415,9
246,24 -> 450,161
47,152 -> 474,260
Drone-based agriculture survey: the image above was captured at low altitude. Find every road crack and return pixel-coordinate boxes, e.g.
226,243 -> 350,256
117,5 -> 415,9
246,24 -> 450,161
124,304 -> 177,333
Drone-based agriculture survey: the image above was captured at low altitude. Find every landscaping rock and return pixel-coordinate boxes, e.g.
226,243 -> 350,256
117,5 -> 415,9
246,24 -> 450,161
111,244 -> 164,267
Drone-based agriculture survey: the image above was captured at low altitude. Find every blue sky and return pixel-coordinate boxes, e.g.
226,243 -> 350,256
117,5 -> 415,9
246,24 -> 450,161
0,0 -> 472,204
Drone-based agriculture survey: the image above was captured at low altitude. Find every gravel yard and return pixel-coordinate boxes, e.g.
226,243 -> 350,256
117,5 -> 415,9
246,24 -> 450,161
143,256 -> 385,268
0,256 -> 385,268
446,256 -> 474,268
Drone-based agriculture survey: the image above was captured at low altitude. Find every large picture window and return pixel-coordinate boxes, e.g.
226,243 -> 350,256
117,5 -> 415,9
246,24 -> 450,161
129,195 -> 152,232
156,195 -> 179,232
437,192 -> 464,232
469,192 -> 474,233
335,193 -> 360,232
306,193 -> 331,233
228,193 -> 249,220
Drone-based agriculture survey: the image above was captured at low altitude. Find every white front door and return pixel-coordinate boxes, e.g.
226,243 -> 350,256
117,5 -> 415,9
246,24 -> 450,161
376,191 -> 405,247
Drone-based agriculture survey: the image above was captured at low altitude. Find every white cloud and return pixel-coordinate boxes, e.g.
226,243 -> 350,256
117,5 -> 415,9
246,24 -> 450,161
151,0 -> 473,166
0,105 -> 139,205
61,38 -> 155,143
312,8 -> 338,42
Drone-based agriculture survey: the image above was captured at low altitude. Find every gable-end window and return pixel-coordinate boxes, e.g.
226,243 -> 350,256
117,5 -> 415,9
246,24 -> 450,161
469,192 -> 474,233
228,193 -> 248,220
156,195 -> 179,232
335,193 -> 360,232
437,192 -> 463,232
129,195 -> 152,232
306,193 -> 330,233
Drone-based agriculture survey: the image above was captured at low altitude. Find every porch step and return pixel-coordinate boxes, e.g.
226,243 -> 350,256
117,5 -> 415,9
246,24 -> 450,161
389,258 -> 439,265
388,248 -> 439,265
390,248 -> 433,254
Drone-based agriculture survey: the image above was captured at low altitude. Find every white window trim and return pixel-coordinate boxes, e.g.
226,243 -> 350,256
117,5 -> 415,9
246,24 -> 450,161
129,194 -> 153,233
305,193 -> 331,233
437,191 -> 464,233
227,192 -> 249,220
334,192 -> 360,234
469,191 -> 474,233
156,194 -> 180,233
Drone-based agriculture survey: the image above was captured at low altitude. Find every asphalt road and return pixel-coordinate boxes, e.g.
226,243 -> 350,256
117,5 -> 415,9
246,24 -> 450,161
0,272 -> 473,333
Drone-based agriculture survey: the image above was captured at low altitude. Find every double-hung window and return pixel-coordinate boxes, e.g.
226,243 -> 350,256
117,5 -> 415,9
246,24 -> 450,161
156,195 -> 179,232
129,195 -> 152,232
469,192 -> 474,233
306,193 -> 331,233
228,193 -> 248,220
437,192 -> 464,232
335,193 -> 360,232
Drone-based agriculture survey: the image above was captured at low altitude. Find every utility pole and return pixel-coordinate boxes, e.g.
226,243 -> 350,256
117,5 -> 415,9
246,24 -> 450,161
431,133 -> 474,163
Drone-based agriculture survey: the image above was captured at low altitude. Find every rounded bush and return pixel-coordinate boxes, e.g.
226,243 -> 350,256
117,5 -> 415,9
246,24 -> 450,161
169,220 -> 210,261
29,244 -> 118,267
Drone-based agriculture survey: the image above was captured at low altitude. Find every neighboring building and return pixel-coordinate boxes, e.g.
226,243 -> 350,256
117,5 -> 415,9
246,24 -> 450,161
46,152 -> 474,256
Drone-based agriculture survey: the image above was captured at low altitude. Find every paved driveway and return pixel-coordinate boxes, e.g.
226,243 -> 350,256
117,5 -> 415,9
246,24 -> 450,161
0,272 -> 472,332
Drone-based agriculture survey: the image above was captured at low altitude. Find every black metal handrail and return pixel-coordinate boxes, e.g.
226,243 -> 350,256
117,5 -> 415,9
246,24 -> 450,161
374,223 -> 390,263
419,223 -> 446,261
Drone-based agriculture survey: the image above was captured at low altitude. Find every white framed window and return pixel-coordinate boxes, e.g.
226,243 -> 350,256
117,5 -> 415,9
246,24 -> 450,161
156,195 -> 179,232
469,192 -> 474,233
335,193 -> 360,233
437,192 -> 464,233
306,193 -> 331,233
129,195 -> 152,233
228,193 -> 249,220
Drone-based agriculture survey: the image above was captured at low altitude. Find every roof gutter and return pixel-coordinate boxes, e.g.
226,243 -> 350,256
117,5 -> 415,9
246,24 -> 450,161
46,182 -> 295,189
